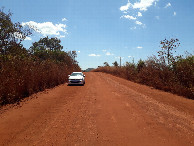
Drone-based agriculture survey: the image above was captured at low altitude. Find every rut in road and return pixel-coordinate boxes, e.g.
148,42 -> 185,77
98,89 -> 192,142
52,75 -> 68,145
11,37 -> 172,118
0,72 -> 193,145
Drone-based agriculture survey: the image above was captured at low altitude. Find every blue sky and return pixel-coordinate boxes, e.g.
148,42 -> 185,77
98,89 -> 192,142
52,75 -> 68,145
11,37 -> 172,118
1,0 -> 194,69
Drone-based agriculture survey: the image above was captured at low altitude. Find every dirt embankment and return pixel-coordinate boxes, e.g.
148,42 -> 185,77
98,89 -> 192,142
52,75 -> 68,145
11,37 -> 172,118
0,72 -> 193,145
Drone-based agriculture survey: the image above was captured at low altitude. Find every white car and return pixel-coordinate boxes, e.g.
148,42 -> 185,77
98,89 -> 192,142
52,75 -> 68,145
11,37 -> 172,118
68,72 -> 85,85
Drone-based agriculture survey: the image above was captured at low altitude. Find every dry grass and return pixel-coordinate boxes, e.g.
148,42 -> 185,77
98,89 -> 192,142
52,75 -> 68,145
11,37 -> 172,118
0,55 -> 80,105
93,56 -> 194,99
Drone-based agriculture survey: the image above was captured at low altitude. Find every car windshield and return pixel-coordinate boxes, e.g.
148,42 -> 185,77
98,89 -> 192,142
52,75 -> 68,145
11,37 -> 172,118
71,73 -> 83,76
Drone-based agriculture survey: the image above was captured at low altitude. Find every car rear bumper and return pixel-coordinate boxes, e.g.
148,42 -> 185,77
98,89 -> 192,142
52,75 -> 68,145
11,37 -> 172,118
68,80 -> 85,85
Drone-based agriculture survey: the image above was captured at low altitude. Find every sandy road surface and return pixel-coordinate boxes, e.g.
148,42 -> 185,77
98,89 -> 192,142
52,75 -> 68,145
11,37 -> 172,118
0,72 -> 194,145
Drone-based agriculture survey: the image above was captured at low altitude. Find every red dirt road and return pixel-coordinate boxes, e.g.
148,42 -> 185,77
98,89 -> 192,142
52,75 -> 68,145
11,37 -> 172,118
0,72 -> 194,145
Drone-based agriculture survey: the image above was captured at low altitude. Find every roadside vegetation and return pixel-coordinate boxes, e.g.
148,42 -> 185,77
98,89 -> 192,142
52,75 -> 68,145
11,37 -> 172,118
94,39 -> 194,99
0,10 -> 80,105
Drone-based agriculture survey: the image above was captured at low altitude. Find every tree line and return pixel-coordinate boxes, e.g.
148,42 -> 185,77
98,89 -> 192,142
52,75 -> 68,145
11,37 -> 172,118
94,38 -> 194,99
0,9 -> 80,105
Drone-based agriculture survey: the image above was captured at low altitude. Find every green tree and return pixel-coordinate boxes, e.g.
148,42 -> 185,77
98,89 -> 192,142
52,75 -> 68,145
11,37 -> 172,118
112,61 -> 119,67
104,62 -> 109,67
68,50 -> 78,64
173,55 -> 194,89
137,59 -> 145,73
29,37 -> 65,61
29,37 -> 80,67
30,37 -> 63,52
0,9 -> 31,56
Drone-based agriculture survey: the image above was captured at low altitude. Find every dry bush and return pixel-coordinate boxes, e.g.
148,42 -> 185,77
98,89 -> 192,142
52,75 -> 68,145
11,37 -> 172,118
93,55 -> 194,99
138,57 -> 175,91
172,55 -> 194,98
0,55 -> 80,105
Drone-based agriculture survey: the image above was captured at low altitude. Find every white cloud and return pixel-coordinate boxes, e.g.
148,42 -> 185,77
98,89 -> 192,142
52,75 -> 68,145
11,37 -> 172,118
24,36 -> 32,41
137,46 -> 143,49
165,3 -> 171,8
13,32 -> 24,39
88,54 -> 101,57
135,21 -> 143,25
132,0 -> 158,11
58,35 -> 66,38
22,21 -> 67,37
137,12 -> 142,17
154,1 -> 157,6
120,0 -> 158,28
121,15 -> 137,20
102,50 -> 114,56
130,26 -> 137,30
77,51 -> 81,53
155,16 -> 160,20
128,56 -> 132,58
120,1 -> 132,11
106,52 -> 114,56
62,18 -> 67,21
173,12 -> 176,16
120,0 -> 158,12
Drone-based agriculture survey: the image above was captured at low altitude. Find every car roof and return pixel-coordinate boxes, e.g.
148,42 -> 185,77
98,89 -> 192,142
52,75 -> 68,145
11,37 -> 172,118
72,72 -> 83,73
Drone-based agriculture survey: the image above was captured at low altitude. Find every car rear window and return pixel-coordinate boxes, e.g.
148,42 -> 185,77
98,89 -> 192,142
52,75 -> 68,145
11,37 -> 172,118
71,73 -> 83,76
